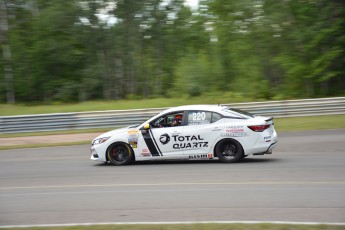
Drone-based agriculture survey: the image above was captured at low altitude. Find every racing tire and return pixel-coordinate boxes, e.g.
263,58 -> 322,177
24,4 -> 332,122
107,143 -> 134,166
215,139 -> 244,163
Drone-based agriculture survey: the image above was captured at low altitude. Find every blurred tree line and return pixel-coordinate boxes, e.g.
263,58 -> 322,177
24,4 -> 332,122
0,0 -> 344,104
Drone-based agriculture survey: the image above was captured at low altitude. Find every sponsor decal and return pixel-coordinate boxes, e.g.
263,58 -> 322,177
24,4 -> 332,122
221,133 -> 247,137
128,129 -> 139,148
188,121 -> 210,125
223,125 -> 247,137
171,134 -> 208,149
226,128 -> 244,133
172,134 -> 204,142
141,148 -> 151,157
189,154 -> 208,159
225,125 -> 244,133
188,154 -> 213,159
226,125 -> 244,129
173,142 -> 208,149
159,133 -> 170,145
128,130 -> 139,135
129,141 -> 137,148
128,137 -> 138,142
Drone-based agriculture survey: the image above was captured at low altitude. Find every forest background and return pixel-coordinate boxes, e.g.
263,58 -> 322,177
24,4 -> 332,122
0,0 -> 344,106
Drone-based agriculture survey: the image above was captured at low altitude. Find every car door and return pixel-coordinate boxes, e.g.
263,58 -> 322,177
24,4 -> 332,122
138,111 -> 185,158
182,110 -> 223,159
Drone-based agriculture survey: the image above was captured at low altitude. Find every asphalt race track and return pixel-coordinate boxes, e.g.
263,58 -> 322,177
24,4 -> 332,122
0,129 -> 345,226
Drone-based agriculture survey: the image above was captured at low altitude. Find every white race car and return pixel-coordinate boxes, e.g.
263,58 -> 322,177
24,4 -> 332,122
91,105 -> 277,165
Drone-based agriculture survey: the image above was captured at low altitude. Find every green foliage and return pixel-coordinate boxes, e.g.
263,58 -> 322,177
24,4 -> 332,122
1,0 -> 344,104
172,51 -> 224,96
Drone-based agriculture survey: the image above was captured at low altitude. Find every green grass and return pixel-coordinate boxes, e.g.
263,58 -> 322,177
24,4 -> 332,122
1,223 -> 344,230
274,115 -> 345,132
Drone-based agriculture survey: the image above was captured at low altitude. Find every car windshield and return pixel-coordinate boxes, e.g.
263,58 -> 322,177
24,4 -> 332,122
222,107 -> 255,118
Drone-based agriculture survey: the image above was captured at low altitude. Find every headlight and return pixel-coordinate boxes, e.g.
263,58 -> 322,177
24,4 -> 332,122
92,137 -> 110,146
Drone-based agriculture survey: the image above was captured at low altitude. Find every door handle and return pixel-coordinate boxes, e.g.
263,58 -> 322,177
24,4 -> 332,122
172,131 -> 181,135
212,127 -> 222,131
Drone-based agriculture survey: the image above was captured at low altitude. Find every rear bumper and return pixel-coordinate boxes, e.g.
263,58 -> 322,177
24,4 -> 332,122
264,141 -> 277,154
253,141 -> 277,155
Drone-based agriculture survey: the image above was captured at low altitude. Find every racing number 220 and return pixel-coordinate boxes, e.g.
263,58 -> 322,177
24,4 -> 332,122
192,112 -> 206,121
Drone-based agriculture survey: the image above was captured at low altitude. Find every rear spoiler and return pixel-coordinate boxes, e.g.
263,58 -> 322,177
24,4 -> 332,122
265,117 -> 273,122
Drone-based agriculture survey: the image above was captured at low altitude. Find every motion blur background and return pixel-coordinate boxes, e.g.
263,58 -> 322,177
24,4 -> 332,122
0,0 -> 344,105
1,2 -> 345,227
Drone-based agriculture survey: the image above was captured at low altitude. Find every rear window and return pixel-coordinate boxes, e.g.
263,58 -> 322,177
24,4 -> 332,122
222,108 -> 255,118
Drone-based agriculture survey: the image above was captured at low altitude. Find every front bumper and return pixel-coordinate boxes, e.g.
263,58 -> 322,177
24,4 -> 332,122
90,146 -> 99,160
90,144 -> 108,162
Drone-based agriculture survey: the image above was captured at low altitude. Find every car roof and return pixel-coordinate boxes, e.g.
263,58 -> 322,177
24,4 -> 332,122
162,105 -> 228,114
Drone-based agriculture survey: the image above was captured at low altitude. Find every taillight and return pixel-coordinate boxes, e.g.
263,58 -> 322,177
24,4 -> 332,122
248,124 -> 270,132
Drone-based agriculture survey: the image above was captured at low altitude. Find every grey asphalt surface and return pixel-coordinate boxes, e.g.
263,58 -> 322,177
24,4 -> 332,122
0,129 -> 345,226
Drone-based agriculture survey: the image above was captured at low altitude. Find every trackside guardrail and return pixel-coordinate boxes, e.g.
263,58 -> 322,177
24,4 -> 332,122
0,97 -> 344,134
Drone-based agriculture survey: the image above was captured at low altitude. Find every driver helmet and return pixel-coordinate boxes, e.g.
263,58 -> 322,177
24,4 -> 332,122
174,114 -> 182,121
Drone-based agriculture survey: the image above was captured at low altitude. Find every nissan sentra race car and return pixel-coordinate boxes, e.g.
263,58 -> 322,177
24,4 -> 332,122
91,105 -> 277,165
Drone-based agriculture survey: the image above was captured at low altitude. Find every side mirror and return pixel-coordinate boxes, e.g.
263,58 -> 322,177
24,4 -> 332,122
143,123 -> 150,130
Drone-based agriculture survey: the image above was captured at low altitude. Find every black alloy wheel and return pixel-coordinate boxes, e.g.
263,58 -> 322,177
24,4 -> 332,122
216,139 -> 243,163
107,143 -> 133,166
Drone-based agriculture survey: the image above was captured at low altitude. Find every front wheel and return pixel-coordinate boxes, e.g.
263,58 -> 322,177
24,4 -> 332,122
215,139 -> 243,163
107,143 -> 133,166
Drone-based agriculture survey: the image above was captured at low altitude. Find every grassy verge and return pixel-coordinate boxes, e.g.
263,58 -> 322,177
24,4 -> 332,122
1,223 -> 344,230
274,114 -> 345,132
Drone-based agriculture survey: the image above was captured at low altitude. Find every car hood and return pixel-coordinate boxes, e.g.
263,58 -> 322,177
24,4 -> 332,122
94,126 -> 138,140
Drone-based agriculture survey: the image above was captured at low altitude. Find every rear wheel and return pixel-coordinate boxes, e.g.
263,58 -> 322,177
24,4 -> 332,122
215,139 -> 243,163
107,143 -> 133,166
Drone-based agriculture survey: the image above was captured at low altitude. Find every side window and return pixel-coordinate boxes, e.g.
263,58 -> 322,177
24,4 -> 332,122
187,111 -> 212,126
211,112 -> 222,123
151,112 -> 184,128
